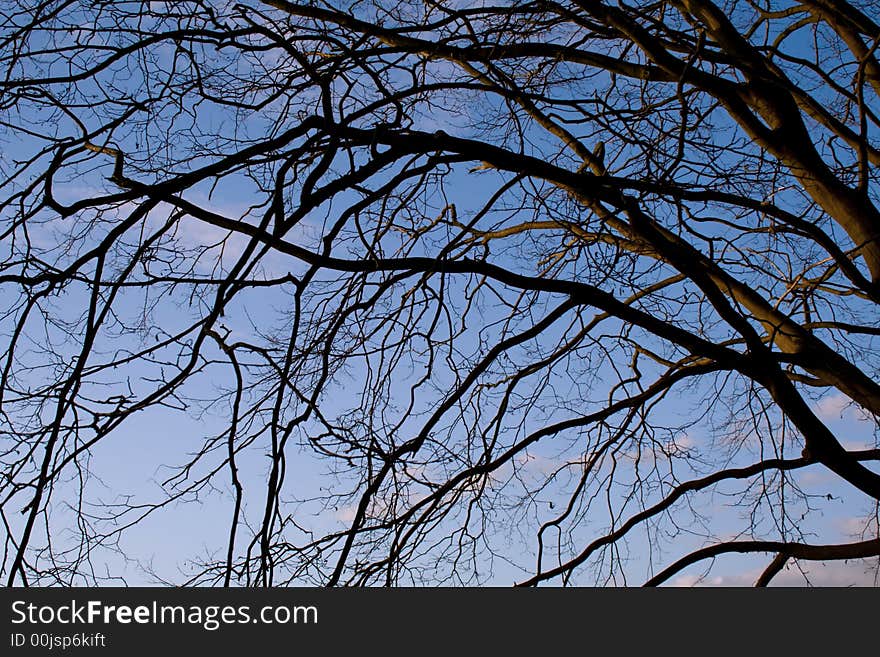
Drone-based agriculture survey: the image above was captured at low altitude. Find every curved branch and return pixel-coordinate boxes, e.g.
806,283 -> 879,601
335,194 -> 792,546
645,538 -> 880,587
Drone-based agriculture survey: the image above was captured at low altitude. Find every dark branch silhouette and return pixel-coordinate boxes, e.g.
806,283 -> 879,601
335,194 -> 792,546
1,0 -> 879,587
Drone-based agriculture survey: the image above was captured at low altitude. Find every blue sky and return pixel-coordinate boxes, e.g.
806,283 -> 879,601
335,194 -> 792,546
1,0 -> 878,587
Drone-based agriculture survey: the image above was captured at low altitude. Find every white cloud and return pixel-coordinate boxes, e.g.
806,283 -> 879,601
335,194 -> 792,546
334,505 -> 358,523
815,393 -> 851,421
671,559 -> 879,587
814,393 -> 876,425
836,516 -> 879,538
795,468 -> 837,487
514,452 -> 567,476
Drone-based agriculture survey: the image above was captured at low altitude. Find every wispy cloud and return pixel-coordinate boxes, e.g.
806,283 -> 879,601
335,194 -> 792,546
671,559 -> 879,587
814,393 -> 875,425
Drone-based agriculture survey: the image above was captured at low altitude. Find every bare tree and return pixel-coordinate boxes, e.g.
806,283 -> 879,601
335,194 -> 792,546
1,0 -> 879,587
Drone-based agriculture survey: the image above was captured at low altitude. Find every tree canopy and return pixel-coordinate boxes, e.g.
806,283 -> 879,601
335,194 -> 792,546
1,0 -> 879,586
